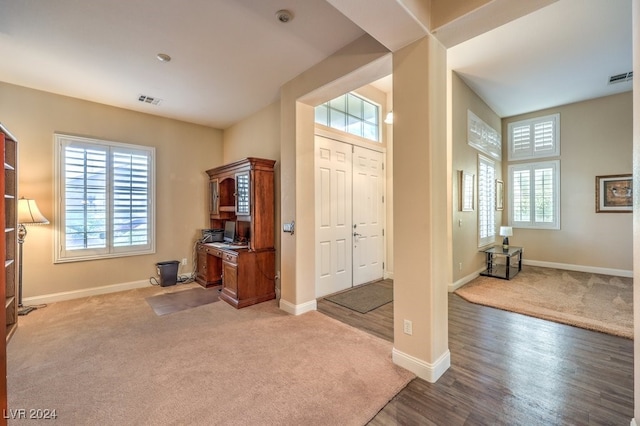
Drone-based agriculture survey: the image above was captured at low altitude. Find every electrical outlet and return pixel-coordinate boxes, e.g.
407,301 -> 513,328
181,258 -> 187,266
403,319 -> 413,335
459,262 -> 463,271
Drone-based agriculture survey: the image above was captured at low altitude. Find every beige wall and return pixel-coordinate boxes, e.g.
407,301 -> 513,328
222,101 -> 281,295
392,35 -> 450,380
222,101 -> 281,164
0,82 -> 222,299
503,92 -> 633,274
451,73 -> 503,284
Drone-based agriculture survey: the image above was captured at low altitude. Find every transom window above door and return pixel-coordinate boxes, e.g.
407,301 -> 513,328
315,93 -> 380,142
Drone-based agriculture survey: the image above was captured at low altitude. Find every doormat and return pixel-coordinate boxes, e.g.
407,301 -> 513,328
146,287 -> 220,316
324,281 -> 393,314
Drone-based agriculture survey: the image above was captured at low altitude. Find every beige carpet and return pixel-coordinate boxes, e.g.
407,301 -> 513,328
7,284 -> 413,425
455,266 -> 633,339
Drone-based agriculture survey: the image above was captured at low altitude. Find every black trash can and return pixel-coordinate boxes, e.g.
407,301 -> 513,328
156,261 -> 180,287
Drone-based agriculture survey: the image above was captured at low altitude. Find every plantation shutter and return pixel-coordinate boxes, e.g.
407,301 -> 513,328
512,169 -> 530,223
508,114 -> 560,160
113,150 -> 150,248
534,167 -> 554,223
478,155 -> 496,247
508,160 -> 559,229
63,145 -> 108,252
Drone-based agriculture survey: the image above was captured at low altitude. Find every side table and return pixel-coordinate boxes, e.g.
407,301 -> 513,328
479,246 -> 523,280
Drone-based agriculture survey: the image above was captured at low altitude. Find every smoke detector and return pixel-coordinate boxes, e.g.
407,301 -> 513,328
276,9 -> 293,23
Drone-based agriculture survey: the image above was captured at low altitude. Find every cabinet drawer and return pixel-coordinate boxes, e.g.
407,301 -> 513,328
198,244 -> 223,258
222,252 -> 237,264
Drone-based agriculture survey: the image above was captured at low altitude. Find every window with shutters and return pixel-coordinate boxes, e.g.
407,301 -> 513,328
54,134 -> 155,263
508,160 -> 560,229
477,155 -> 496,247
507,113 -> 560,160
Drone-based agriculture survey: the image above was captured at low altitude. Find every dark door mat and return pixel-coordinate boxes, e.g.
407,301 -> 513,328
146,287 -> 220,316
324,282 -> 393,314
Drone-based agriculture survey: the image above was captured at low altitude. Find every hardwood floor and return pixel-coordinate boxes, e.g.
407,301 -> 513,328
317,286 -> 634,425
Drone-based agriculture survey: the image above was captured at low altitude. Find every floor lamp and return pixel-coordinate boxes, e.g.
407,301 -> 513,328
17,198 -> 49,316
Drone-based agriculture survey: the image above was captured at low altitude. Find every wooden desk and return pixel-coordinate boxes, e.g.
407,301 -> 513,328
196,242 -> 275,308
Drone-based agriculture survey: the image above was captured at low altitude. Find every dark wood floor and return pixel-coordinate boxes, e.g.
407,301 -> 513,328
317,284 -> 634,425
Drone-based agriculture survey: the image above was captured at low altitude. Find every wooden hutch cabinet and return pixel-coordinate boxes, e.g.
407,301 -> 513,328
0,123 -> 17,421
196,158 -> 276,309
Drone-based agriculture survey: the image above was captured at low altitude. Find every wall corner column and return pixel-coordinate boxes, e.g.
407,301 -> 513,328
392,34 -> 451,382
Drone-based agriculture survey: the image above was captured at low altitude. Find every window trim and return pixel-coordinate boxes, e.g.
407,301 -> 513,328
508,160 -> 560,230
54,133 -> 156,263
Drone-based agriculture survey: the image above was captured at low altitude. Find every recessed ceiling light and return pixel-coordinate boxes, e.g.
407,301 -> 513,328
275,10 -> 293,23
156,53 -> 171,63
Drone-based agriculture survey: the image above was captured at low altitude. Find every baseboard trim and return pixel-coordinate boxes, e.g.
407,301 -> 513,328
392,347 -> 450,383
449,267 -> 484,292
523,259 -> 632,278
279,298 -> 317,315
630,418 -> 636,426
23,280 -> 152,305
384,271 -> 395,280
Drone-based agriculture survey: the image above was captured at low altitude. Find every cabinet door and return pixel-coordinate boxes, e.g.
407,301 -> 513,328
235,171 -> 250,216
209,178 -> 219,215
196,248 -> 208,282
222,261 -> 238,298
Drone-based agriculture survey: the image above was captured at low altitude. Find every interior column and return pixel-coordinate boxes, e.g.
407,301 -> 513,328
391,34 -> 451,382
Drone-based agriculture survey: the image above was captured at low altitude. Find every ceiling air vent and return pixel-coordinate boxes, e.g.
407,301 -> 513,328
608,71 -> 633,85
138,94 -> 162,105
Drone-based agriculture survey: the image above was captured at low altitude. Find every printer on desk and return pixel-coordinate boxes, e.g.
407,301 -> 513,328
201,228 -> 223,243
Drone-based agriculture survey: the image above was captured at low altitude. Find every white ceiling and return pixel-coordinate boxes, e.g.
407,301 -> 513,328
0,0 -> 633,128
0,0 -> 364,129
448,0 -> 633,118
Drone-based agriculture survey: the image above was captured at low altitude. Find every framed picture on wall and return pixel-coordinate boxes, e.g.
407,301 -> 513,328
459,170 -> 474,211
496,179 -> 504,211
596,174 -> 632,213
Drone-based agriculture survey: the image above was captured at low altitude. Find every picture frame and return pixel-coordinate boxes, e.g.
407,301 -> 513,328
596,174 -> 632,213
496,179 -> 504,211
459,170 -> 475,212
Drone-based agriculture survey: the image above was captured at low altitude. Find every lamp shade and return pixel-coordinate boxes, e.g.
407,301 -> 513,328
18,198 -> 49,225
499,226 -> 513,237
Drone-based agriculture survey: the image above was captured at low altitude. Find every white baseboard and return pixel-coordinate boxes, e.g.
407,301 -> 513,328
384,271 -> 395,280
279,298 -> 317,315
23,280 -> 152,305
449,261 -> 631,293
523,259 -> 632,278
392,347 -> 450,383
630,418 -> 636,426
449,267 -> 485,292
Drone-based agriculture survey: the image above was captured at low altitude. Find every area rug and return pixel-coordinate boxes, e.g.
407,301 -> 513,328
325,280 -> 393,313
8,284 -> 413,425
455,266 -> 633,339
146,286 -> 220,315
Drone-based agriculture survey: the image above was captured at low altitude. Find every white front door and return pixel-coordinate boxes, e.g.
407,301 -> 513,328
315,136 -> 353,297
314,136 -> 385,298
352,146 -> 384,285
